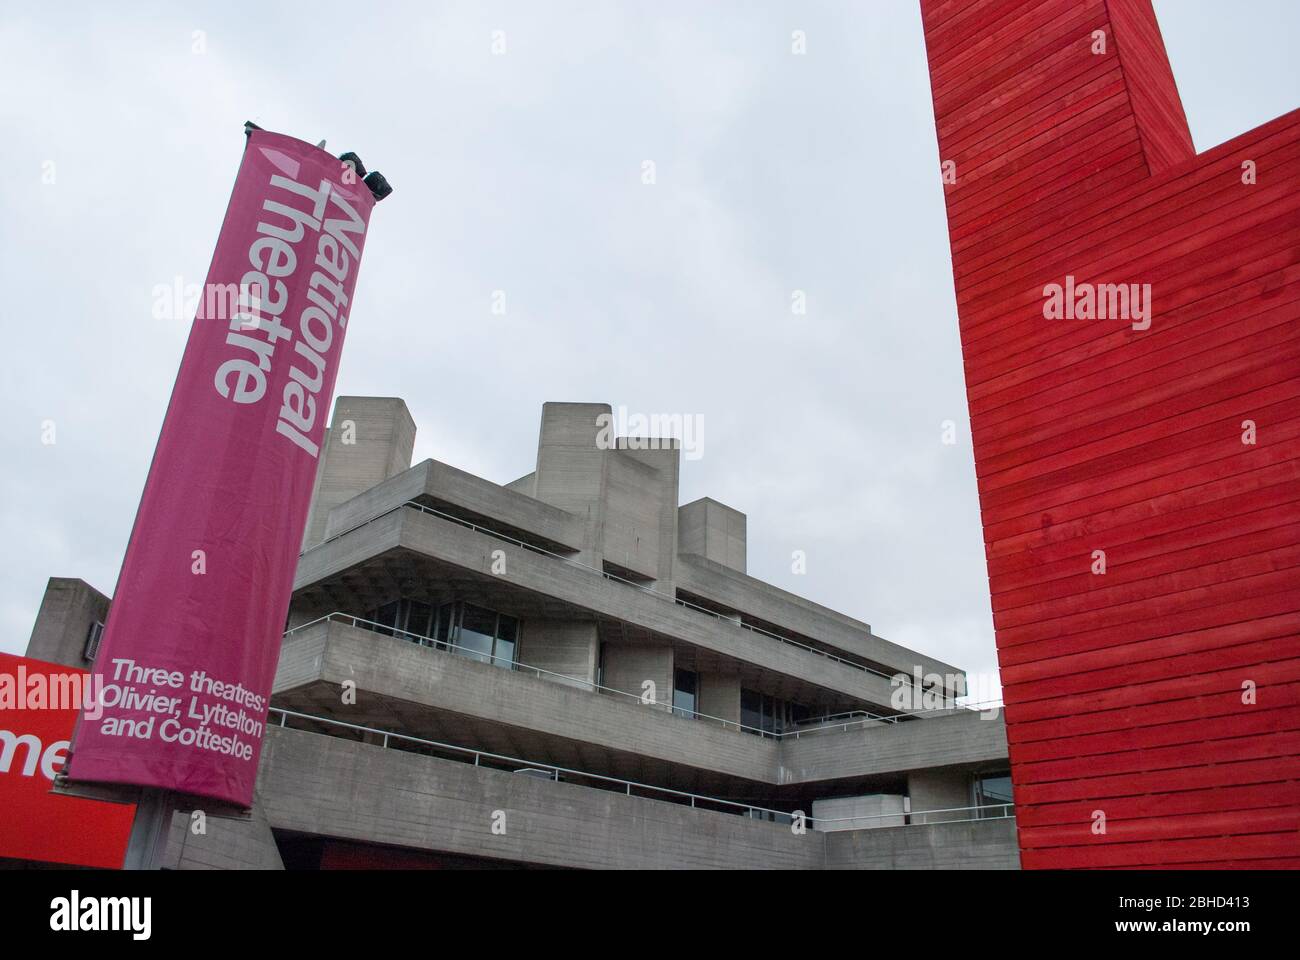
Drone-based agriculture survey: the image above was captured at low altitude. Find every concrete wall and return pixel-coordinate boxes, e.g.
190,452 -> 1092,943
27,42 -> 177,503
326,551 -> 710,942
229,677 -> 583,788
908,768 -> 973,824
162,795 -> 284,870
532,402 -> 609,565
697,672 -> 741,725
678,498 -> 747,574
823,818 -> 1020,870
813,794 -> 907,831
598,641 -> 673,712
520,619 -> 598,689
603,449 -> 672,582
504,472 -> 535,496
25,577 -> 110,668
303,396 -> 416,549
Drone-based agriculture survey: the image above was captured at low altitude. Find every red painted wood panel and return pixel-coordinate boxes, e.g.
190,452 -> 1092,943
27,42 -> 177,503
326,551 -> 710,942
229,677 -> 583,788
920,0 -> 1300,868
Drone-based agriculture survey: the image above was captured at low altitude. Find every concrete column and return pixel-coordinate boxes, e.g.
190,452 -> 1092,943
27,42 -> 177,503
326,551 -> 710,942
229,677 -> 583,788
25,577 -> 111,668
599,642 -> 673,712
532,402 -> 610,566
520,620 -> 598,689
907,768 -> 973,824
302,397 -> 416,550
677,498 -> 747,574
697,672 -> 741,726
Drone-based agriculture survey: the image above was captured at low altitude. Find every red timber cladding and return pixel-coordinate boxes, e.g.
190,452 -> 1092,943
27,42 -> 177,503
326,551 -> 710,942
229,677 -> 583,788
920,0 -> 1300,868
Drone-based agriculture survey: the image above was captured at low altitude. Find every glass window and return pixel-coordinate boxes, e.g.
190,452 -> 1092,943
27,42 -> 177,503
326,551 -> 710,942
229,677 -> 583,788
762,694 -> 780,736
458,604 -> 497,664
373,600 -> 400,637
403,600 -> 432,643
494,613 -> 518,669
741,689 -> 763,735
83,620 -> 105,662
673,669 -> 698,719
974,773 -> 1014,817
435,603 -> 454,648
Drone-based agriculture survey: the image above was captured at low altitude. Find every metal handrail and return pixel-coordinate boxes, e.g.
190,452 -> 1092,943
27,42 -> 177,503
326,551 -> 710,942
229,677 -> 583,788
267,705 -> 1014,828
268,706 -> 797,823
308,498 -> 969,705
816,802 -> 1016,826
282,612 -> 915,738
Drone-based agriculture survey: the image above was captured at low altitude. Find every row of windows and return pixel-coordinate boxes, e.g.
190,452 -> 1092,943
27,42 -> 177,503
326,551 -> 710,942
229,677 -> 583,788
363,614 -> 820,736
740,688 -> 815,737
670,668 -> 815,737
366,598 -> 518,669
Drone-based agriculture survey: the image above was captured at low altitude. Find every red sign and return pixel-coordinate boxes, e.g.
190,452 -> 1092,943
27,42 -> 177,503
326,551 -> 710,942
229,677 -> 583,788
0,653 -> 134,868
65,129 -> 379,807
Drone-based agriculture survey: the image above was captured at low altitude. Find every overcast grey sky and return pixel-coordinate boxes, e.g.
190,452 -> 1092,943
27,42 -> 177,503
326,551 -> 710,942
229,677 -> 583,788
1,2 -> 1296,700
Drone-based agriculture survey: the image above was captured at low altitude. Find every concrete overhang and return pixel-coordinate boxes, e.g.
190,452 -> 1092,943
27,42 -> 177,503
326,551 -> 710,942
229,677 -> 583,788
258,725 -> 822,870
272,618 -> 1008,788
321,458 -> 586,553
294,506 -> 911,711
778,710 -> 1009,785
274,618 -> 780,787
675,554 -> 966,687
256,726 -> 1019,869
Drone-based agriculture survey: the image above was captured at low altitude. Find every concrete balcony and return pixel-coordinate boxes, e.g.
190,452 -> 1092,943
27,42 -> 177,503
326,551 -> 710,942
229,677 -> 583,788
292,505 -> 911,711
272,616 -> 1008,789
778,710 -> 1010,785
273,616 -> 779,789
823,818 -> 1020,869
675,554 -> 964,689
320,458 -> 586,553
258,724 -> 818,870
256,724 -> 1019,870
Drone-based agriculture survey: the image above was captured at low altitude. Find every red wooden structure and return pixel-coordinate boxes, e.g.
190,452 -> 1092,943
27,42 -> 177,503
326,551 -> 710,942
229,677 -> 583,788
920,0 -> 1299,867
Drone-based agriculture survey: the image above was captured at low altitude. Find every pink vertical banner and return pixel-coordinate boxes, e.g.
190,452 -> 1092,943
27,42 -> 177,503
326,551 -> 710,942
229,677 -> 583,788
65,128 -> 381,807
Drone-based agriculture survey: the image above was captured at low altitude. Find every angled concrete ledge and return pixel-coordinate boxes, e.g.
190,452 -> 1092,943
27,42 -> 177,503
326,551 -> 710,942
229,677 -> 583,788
823,817 -> 1019,870
295,508 -> 905,710
779,710 -> 1009,785
321,458 -> 586,552
273,618 -> 780,784
272,620 -> 1007,787
258,726 -> 819,870
676,555 -> 964,684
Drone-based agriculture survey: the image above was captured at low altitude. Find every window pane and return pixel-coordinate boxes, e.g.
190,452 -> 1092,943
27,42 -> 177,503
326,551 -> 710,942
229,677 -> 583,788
673,668 -> 698,719
741,689 -> 763,735
374,600 -> 399,637
493,636 -> 516,669
976,774 -> 1014,816
435,603 -> 454,648
491,613 -> 518,668
404,600 -> 432,642
458,604 -> 497,664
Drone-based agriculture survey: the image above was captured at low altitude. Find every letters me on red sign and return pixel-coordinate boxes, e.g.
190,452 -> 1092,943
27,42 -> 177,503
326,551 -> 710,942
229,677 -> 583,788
0,653 -> 134,868
65,129 -> 378,807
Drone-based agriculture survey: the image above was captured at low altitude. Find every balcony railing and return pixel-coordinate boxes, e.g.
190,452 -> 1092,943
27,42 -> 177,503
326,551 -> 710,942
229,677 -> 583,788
309,499 -> 969,705
268,705 -> 1014,830
283,612 -> 921,739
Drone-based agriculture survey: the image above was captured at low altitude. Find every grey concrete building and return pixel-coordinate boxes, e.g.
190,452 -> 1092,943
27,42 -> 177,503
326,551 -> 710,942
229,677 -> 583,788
28,398 -> 1017,869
